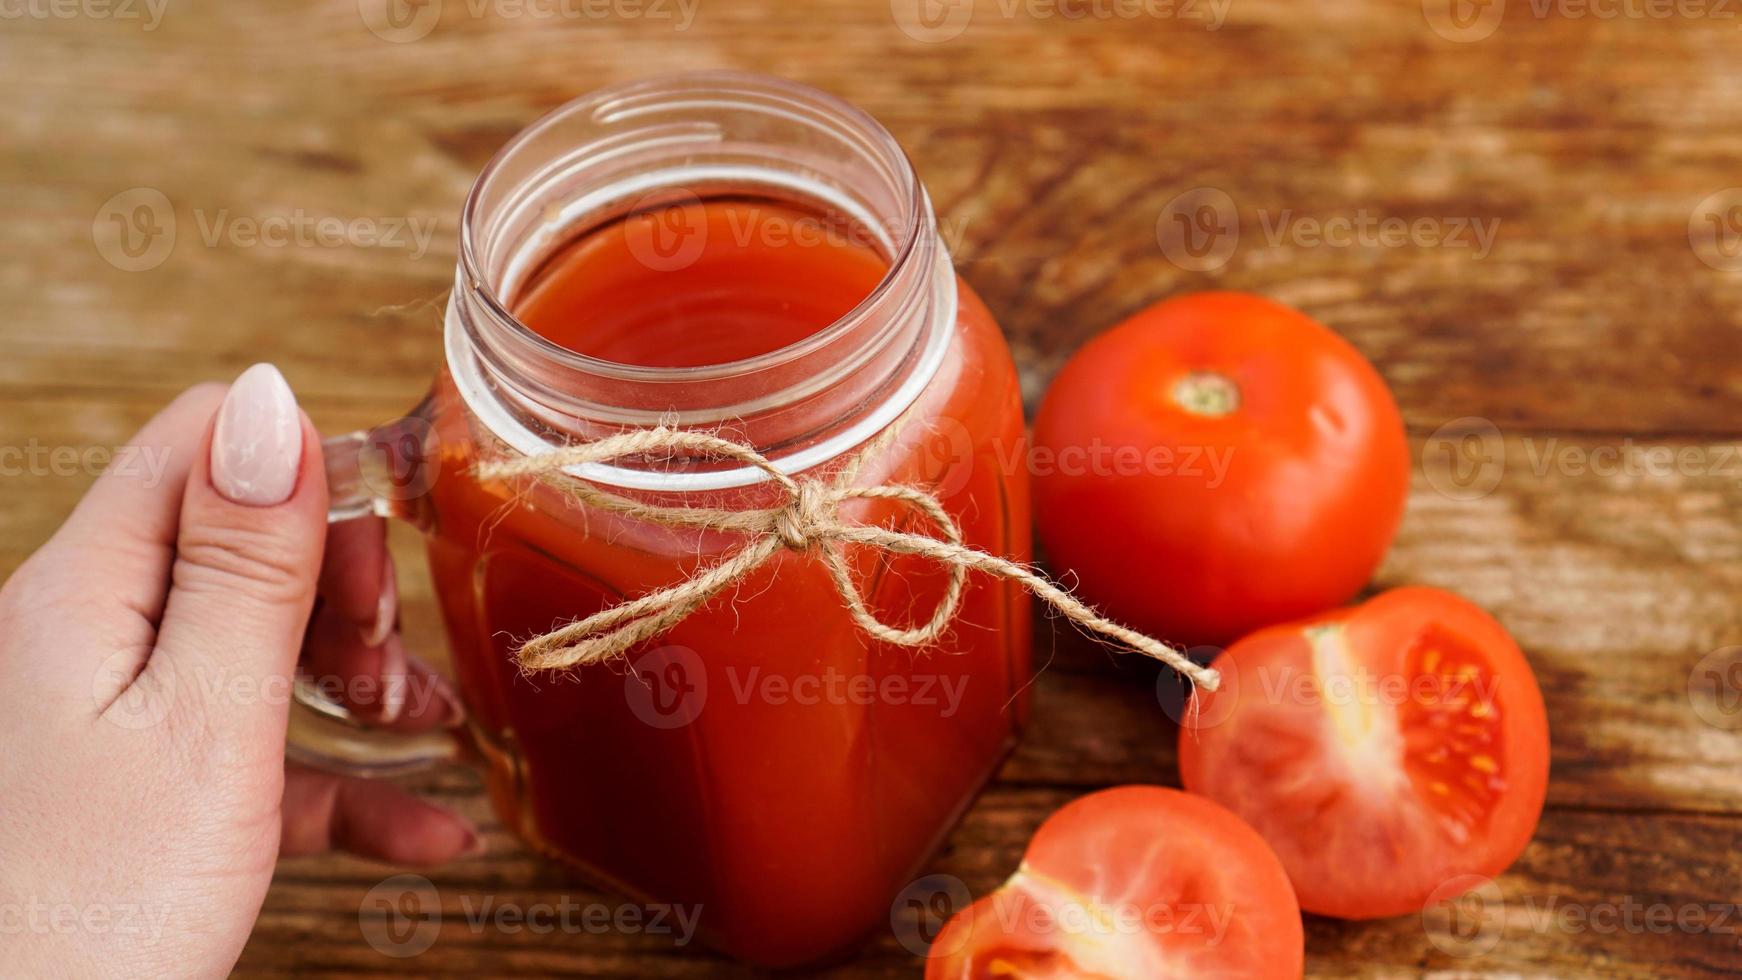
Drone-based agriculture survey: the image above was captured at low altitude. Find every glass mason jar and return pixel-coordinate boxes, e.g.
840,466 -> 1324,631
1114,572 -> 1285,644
302,72 -> 1031,967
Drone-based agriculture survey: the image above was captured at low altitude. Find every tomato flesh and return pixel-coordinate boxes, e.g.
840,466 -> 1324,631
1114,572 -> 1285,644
925,787 -> 1303,980
1178,588 -> 1549,920
1399,626 -> 1508,841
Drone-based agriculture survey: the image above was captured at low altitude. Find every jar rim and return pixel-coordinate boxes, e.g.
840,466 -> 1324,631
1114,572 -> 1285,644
455,70 -> 928,386
442,70 -> 957,491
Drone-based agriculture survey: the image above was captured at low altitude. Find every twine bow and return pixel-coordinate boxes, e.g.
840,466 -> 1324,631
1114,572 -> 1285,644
474,426 -> 1220,691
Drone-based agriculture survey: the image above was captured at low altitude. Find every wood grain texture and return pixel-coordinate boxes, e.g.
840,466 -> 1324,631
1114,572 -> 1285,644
5,0 -> 1742,976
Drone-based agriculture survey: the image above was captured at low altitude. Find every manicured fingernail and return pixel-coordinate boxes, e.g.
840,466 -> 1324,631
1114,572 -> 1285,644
211,363 -> 302,506
379,634 -> 410,724
432,677 -> 467,728
362,560 -> 398,648
404,655 -> 467,728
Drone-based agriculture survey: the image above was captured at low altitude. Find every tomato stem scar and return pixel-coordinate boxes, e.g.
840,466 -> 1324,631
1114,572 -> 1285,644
1172,371 -> 1241,417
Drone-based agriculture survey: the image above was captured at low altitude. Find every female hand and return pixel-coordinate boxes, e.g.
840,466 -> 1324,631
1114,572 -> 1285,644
0,365 -> 477,977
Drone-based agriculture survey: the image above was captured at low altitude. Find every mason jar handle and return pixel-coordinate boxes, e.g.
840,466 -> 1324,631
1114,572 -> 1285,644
322,428 -> 384,523
282,422 -> 473,779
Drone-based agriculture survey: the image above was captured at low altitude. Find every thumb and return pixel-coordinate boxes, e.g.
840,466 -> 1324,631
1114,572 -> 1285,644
150,363 -> 329,733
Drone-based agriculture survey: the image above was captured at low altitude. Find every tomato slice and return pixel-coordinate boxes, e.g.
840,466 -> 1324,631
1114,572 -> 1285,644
1177,587 -> 1550,920
924,787 -> 1303,979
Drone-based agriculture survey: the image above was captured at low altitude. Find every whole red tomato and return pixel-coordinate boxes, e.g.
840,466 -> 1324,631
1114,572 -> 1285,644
1032,291 -> 1409,647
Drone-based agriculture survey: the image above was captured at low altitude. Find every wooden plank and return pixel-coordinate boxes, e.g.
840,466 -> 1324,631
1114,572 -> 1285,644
8,393 -> 1735,817
237,788 -> 1742,978
5,7 -> 1742,431
8,1 -> 1742,976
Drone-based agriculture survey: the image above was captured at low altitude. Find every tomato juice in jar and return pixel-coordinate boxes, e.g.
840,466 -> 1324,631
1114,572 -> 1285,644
414,74 -> 1031,966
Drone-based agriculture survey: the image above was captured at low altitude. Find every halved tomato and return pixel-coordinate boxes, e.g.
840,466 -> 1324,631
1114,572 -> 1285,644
924,786 -> 1303,979
1177,587 -> 1550,920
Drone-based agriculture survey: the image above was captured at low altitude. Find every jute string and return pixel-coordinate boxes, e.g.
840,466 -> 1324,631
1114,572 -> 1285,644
474,426 -> 1220,691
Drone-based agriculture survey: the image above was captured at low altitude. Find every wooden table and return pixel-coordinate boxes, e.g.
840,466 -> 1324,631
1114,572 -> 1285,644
6,1 -> 1741,976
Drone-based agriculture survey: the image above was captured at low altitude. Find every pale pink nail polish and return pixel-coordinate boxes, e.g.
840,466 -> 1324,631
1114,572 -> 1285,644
211,363 -> 302,506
